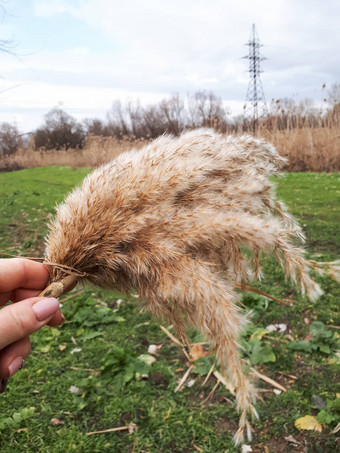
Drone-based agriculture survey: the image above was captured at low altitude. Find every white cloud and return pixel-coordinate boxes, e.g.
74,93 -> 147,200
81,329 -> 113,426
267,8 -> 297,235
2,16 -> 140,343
0,0 -> 338,131
34,0 -> 79,17
31,0 -> 340,92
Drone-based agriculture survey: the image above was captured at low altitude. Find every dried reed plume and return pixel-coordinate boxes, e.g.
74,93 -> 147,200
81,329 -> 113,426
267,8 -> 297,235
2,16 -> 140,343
43,129 -> 322,444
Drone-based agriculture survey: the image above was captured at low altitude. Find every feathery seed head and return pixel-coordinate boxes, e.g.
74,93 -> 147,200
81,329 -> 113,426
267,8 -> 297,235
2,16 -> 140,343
44,128 -> 323,443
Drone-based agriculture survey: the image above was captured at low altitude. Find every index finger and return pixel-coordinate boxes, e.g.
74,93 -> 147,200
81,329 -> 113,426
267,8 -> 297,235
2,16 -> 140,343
0,258 -> 50,294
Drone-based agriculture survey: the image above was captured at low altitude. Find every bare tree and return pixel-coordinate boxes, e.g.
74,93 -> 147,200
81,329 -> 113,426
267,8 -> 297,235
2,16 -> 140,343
327,83 -> 340,106
34,108 -> 85,150
188,91 -> 226,127
83,118 -> 107,136
326,83 -> 340,127
0,122 -> 22,155
158,94 -> 185,135
141,104 -> 166,138
107,100 -> 130,136
100,91 -> 230,139
125,100 -> 143,137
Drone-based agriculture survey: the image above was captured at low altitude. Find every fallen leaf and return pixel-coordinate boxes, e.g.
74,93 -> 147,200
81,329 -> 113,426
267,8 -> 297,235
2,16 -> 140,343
39,345 -> 50,353
190,343 -> 209,361
59,344 -> 67,351
266,323 -> 287,333
250,328 -> 269,340
303,333 -> 314,342
284,435 -> 300,444
51,418 -> 65,426
241,445 -> 252,453
148,344 -> 158,355
128,422 -> 138,434
69,385 -> 80,394
115,298 -> 123,308
294,415 -> 322,432
14,428 -> 28,433
148,344 -> 162,355
137,354 -> 156,365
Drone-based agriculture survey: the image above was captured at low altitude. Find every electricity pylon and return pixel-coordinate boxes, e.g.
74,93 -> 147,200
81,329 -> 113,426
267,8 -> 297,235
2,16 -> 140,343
243,24 -> 268,129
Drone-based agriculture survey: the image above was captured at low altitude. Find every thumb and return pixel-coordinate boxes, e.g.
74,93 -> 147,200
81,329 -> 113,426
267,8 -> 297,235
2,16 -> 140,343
0,297 -> 60,350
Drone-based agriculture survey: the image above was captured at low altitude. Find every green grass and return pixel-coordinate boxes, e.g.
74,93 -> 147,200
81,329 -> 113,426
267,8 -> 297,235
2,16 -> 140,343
0,168 -> 339,453
275,173 -> 340,254
0,166 -> 90,255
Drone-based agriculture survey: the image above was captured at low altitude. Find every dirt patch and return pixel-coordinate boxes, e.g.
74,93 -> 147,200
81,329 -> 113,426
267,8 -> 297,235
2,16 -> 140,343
150,371 -> 169,389
120,411 -> 133,424
215,417 -> 239,436
162,440 -> 191,453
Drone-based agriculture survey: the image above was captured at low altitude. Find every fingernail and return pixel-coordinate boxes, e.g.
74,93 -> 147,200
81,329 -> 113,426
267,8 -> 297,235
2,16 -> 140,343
32,298 -> 59,321
8,357 -> 24,377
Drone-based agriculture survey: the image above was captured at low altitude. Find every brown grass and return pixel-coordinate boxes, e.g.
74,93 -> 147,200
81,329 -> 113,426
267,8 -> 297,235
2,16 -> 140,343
1,126 -> 339,172
260,126 -> 340,172
0,135 -> 147,172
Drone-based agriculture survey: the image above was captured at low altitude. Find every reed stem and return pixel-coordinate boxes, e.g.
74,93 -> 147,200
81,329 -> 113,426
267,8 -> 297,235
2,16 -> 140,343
39,274 -> 78,298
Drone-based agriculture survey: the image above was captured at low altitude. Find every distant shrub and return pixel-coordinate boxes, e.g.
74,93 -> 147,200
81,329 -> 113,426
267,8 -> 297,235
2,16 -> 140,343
0,122 -> 22,156
34,108 -> 85,150
83,118 -> 112,136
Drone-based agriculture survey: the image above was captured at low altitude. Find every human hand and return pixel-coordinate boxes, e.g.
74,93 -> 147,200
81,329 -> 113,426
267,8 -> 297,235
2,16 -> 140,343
0,258 -> 64,392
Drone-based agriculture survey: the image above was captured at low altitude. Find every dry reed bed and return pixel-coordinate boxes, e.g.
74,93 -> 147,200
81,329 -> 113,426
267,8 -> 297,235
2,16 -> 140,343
1,127 -> 339,172
0,136 -> 147,172
261,126 -> 340,172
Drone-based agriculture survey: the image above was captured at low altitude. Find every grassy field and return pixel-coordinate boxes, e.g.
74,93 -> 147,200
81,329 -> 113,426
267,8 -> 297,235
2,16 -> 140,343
0,167 -> 339,453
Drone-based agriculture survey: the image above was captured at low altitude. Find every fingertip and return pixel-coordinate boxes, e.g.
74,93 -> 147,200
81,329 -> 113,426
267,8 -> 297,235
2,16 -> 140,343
32,298 -> 59,321
0,297 -> 60,351
46,309 -> 65,327
0,258 -> 50,292
0,337 -> 31,378
8,356 -> 24,377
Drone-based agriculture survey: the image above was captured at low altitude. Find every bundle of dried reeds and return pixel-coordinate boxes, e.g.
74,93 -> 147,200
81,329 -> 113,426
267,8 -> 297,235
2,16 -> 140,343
42,128 -> 323,444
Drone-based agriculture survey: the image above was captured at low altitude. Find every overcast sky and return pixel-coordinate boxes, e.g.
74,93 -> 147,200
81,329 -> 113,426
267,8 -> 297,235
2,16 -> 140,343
1,0 -> 339,132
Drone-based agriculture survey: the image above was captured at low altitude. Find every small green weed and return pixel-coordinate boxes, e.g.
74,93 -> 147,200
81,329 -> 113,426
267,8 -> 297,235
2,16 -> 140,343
240,323 -> 277,365
289,321 -> 340,355
0,407 -> 36,431
316,397 -> 340,425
